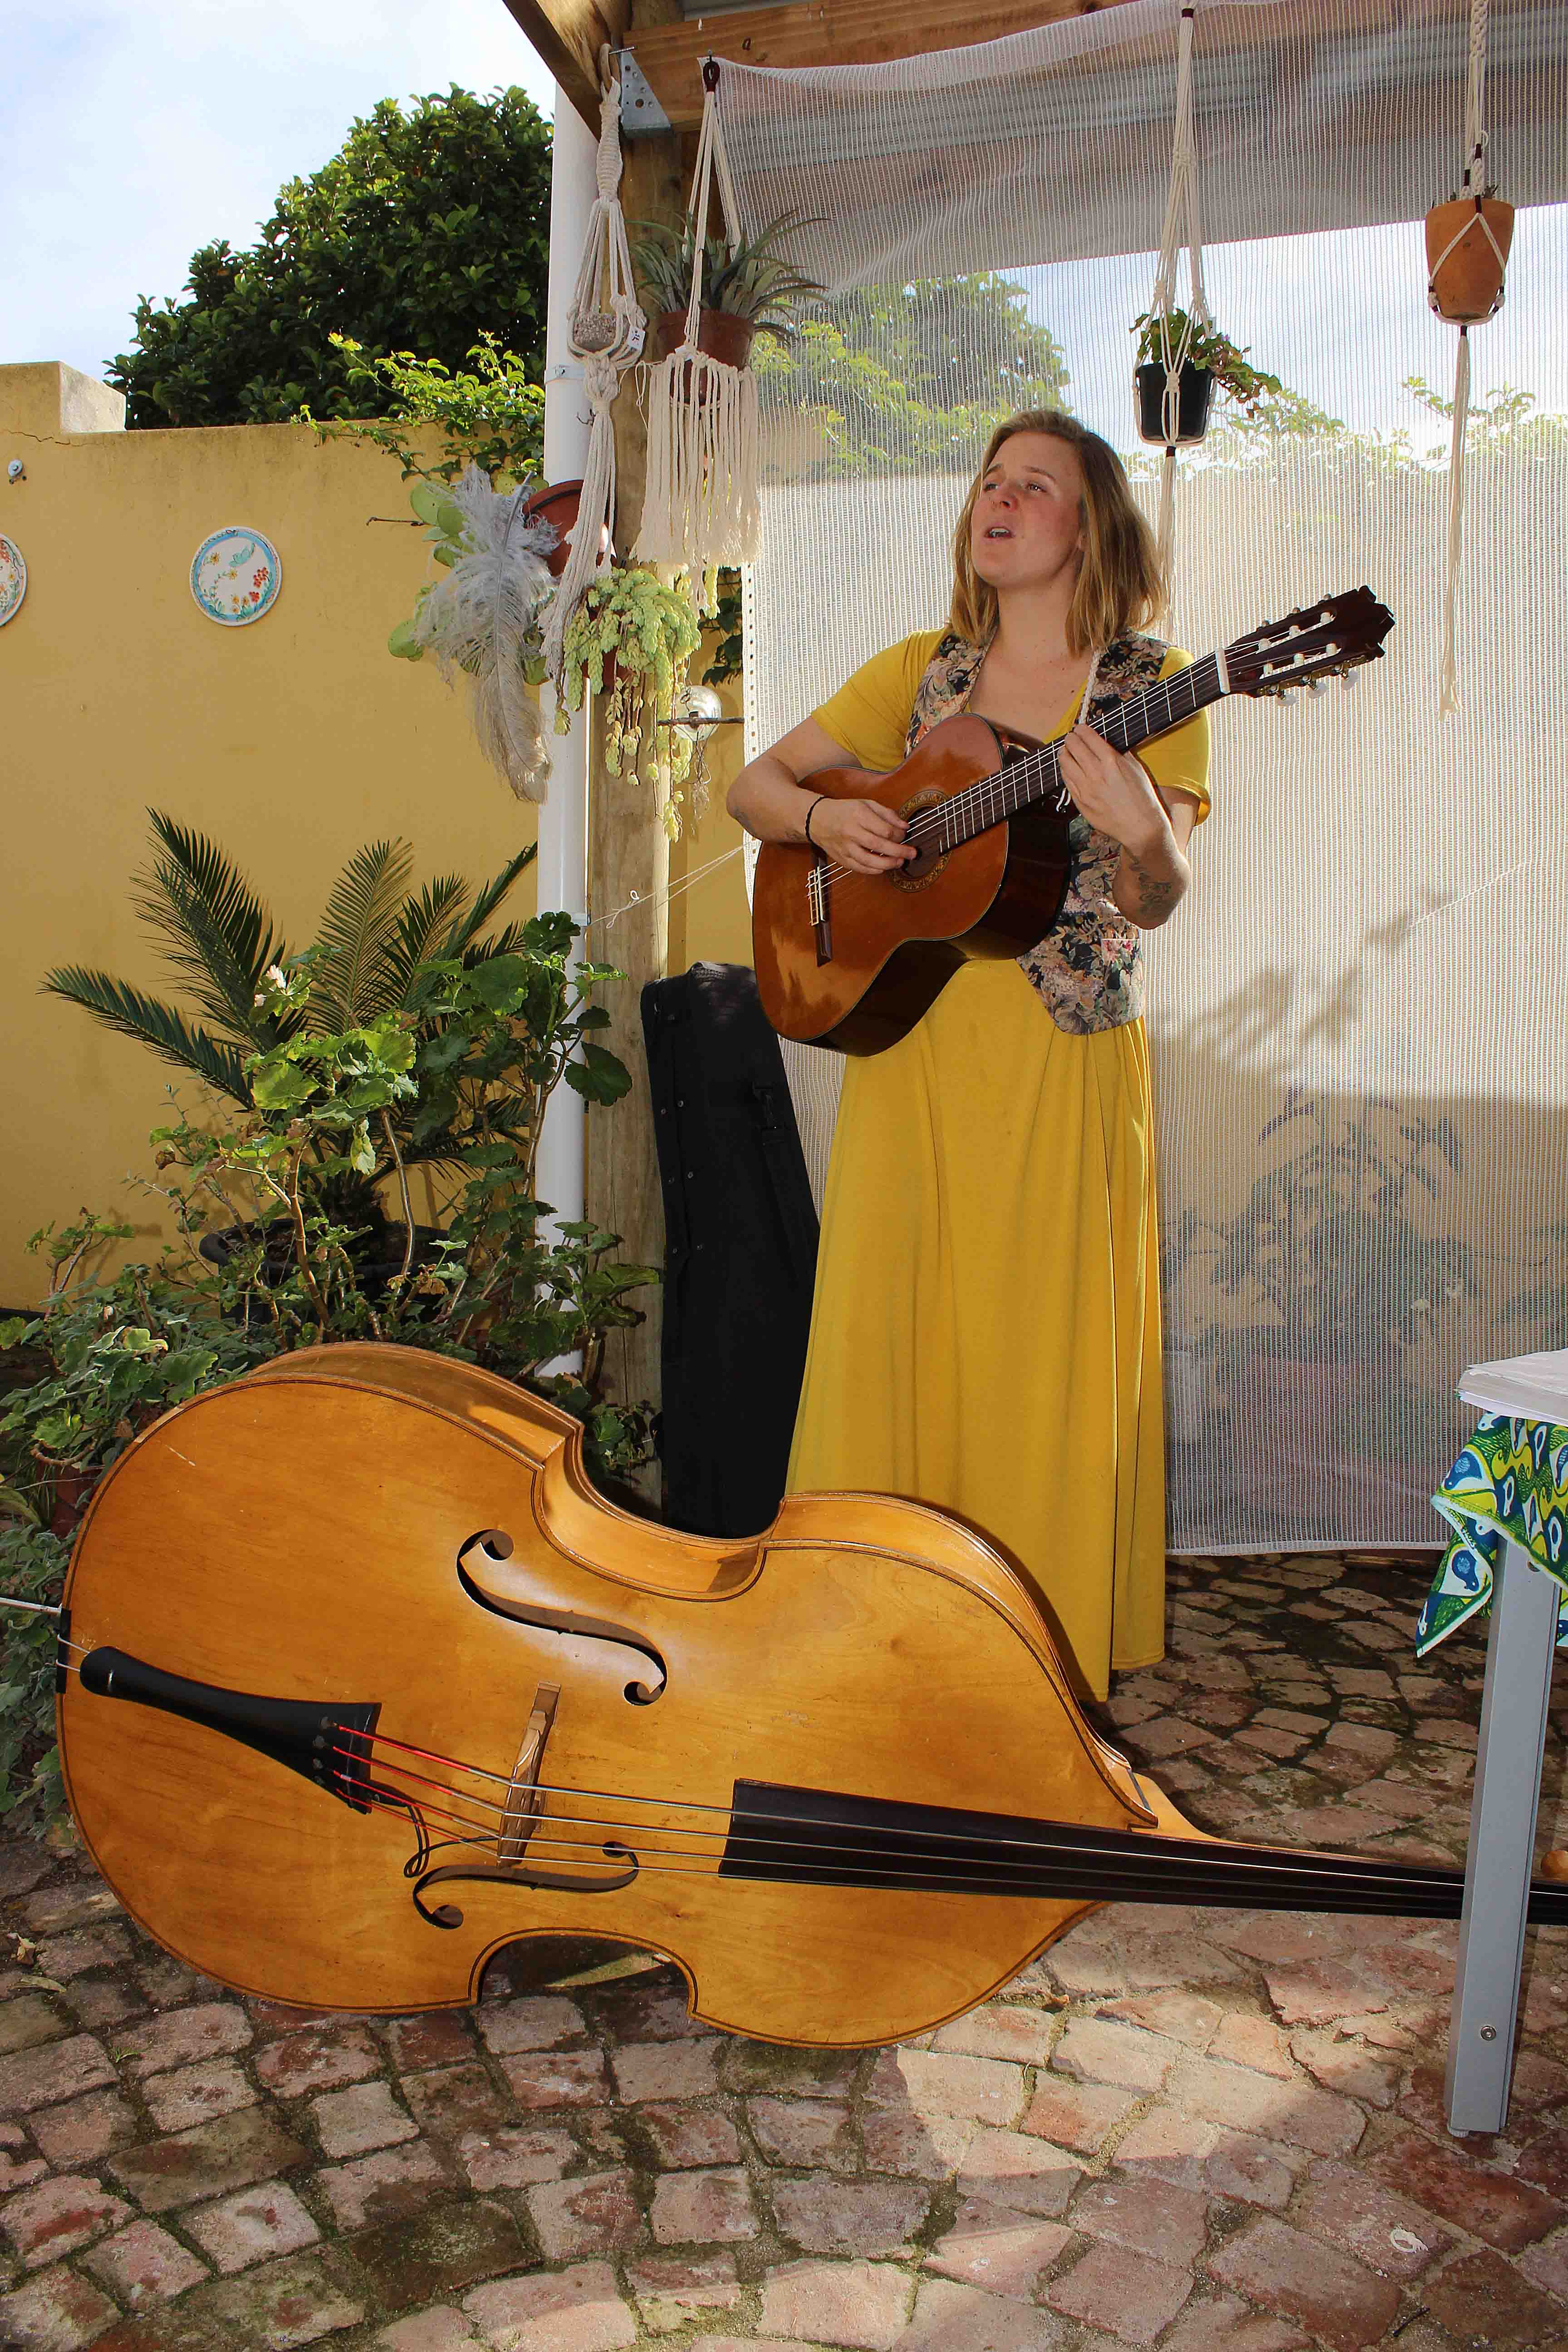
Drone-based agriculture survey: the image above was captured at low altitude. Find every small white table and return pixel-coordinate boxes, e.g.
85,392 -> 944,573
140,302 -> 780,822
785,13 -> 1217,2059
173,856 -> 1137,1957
1444,1349 -> 1568,2136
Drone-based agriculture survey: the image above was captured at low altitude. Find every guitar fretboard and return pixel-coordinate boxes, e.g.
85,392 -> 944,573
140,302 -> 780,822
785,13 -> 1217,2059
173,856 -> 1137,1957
933,651 -> 1227,851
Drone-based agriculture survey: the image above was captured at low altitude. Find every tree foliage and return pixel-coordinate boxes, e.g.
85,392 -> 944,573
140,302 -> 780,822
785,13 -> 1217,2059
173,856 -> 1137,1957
107,88 -> 551,429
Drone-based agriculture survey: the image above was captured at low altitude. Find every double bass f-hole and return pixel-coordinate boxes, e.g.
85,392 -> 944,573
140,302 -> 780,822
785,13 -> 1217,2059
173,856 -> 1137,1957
456,1531 -> 667,1704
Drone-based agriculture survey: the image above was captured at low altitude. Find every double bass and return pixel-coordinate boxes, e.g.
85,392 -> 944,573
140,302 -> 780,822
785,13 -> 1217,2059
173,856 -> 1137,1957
56,1345 -> 1568,2043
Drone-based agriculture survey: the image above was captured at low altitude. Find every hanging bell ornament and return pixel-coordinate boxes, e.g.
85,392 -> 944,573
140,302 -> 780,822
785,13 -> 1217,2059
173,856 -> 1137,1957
1425,194 -> 1514,323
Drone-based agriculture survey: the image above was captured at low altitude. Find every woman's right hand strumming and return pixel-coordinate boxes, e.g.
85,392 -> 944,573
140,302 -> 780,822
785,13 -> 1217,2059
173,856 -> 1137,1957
727,714 -> 916,878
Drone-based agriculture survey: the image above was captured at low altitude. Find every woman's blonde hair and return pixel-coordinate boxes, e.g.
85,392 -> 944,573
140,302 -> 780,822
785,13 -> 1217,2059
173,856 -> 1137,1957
949,409 -> 1163,655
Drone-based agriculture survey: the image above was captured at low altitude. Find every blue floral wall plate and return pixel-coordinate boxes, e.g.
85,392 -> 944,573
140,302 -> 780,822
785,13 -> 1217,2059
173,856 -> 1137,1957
0,535 -> 25,627
191,527 -> 281,625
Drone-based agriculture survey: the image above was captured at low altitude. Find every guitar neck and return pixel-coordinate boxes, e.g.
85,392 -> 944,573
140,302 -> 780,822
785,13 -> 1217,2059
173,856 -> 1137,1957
948,650 -> 1230,847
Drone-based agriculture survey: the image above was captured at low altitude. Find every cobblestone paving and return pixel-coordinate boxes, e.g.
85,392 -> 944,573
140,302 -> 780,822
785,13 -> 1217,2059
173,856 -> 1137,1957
5,1552 -> 1568,2352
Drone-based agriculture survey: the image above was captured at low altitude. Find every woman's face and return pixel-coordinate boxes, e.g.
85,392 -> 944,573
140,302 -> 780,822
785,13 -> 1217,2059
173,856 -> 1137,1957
969,431 -> 1085,596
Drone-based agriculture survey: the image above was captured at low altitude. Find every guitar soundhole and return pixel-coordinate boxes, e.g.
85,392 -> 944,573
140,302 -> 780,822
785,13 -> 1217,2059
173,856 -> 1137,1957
892,787 -> 950,893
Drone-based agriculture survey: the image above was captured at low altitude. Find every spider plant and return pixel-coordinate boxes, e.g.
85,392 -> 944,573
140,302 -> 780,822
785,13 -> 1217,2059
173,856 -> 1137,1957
631,212 -> 826,344
45,814 -> 538,1215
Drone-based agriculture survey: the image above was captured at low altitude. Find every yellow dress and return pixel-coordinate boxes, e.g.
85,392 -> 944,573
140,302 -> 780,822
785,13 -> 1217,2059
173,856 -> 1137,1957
785,631 -> 1210,1700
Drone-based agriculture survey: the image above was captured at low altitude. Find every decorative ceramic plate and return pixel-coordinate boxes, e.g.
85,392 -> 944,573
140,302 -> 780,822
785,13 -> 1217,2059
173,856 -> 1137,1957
190,527 -> 281,625
0,534 -> 26,627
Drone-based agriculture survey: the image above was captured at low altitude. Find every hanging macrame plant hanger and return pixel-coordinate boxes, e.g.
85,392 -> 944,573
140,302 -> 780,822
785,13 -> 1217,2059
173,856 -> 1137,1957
633,58 -> 761,572
541,50 -> 647,686
1427,0 -> 1514,716
1142,2 -> 1213,614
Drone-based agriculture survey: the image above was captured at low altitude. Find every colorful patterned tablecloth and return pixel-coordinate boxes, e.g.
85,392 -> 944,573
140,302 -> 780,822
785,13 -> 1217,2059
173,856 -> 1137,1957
1417,1413 -> 1568,1654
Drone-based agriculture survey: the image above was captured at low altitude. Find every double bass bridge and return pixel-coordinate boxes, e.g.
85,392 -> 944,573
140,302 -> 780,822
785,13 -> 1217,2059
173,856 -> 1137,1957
496,1682 -> 560,1867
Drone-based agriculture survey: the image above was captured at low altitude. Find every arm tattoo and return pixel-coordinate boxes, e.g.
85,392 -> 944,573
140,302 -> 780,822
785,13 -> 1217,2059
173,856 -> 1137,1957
1119,849 -> 1185,928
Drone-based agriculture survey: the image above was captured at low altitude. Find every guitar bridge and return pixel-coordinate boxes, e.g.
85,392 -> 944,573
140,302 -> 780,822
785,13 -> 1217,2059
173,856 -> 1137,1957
497,1682 -> 560,1865
807,856 -> 833,965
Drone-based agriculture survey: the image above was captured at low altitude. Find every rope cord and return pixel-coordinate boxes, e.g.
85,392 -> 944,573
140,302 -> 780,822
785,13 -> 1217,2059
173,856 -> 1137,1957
1433,0 -> 1504,717
1146,3 -> 1211,608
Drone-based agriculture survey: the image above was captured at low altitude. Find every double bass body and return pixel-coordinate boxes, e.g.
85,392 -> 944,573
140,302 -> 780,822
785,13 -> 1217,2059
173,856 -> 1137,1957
59,1346 -> 1172,2045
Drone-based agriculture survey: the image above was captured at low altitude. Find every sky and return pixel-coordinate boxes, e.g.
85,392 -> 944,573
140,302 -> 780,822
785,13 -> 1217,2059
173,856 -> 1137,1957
2,0 -> 559,383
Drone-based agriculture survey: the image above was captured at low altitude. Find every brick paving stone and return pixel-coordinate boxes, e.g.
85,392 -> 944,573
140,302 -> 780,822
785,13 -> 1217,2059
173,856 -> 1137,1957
36,1925 -> 134,1979
635,2099 -> 740,2167
82,2215 -> 210,2305
1159,2295 -> 1310,2352
1100,1992 -> 1222,2048
386,2014 -> 475,2072
609,2036 -> 720,2102
956,2126 -> 1079,2217
496,2048 -> 609,2108
0,2265 -> 121,2350
761,2255 -> 913,2347
1366,2129 -> 1565,2249
1019,2076 -> 1137,2153
720,2038 -> 860,2096
898,2275 -> 1065,2350
1114,2109 -> 1301,2210
1286,2031 -> 1399,2107
376,2313 -> 481,2352
867,2047 -> 1024,2128
2,2172 -> 132,2266
471,1994 -> 584,2054
1207,2217 -> 1401,2352
106,2107 -> 309,2212
1171,2054 -> 1364,2156
1519,2225 -> 1568,2299
773,2174 -> 929,2256
317,2137 -> 448,2229
1260,1960 -> 1389,2029
1424,2245 -> 1568,2346
1044,1925 -> 1128,1999
0,2142 -> 47,2192
312,2079 -> 419,2158
119,2002 -> 251,2077
597,1981 -> 707,2043
1069,2174 -> 1209,2264
749,2093 -> 854,2171
650,2164 -> 755,2244
1206,2016 -> 1292,2079
196,2247 -> 366,2347
1522,2128 -> 1568,2200
1134,1717 -> 1212,1759
338,2192 -> 523,2318
1211,1916 -> 1352,1965
0,1996 -> 69,2056
527,2167 -> 641,2258
926,2198 -> 1073,2297
1052,2018 -> 1177,2092
142,2055 -> 259,2132
0,2032 -> 115,2116
861,2105 -> 975,2180
254,2022 -> 382,2094
462,2259 -> 637,2352
18,1883 -> 120,1936
61,1977 -> 147,2034
1292,2163 -> 1452,2279
932,2006 -> 1058,2065
401,2063 -> 510,2144
1047,2241 -> 1193,2345
244,1998 -> 352,2038
456,2123 -> 572,2192
184,2177 -> 320,2272
625,2251 -> 741,2332
29,2088 -> 136,2168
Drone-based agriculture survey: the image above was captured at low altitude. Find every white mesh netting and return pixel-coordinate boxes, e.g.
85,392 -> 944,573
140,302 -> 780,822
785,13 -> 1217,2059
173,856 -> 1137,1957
718,0 -> 1568,1552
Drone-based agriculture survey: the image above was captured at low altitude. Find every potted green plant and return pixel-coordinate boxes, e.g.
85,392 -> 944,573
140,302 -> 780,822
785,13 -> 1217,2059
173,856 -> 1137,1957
632,214 -> 825,373
558,568 -> 705,833
1131,308 -> 1284,446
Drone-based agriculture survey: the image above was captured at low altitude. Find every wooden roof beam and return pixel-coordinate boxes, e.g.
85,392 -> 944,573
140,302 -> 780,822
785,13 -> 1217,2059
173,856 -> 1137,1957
497,0 -> 629,130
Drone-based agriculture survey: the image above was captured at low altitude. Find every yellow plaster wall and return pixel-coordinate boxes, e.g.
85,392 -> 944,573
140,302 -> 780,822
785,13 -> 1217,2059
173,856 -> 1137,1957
0,363 -> 546,1308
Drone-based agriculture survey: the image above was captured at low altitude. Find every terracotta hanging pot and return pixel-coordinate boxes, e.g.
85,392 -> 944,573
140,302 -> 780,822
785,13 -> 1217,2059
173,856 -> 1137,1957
1134,360 -> 1215,448
1425,196 -> 1514,323
654,309 -> 759,398
521,479 -> 609,580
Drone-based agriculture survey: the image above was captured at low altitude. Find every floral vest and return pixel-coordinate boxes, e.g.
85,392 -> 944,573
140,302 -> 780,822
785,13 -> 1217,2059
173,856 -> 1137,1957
905,629 -> 1171,1035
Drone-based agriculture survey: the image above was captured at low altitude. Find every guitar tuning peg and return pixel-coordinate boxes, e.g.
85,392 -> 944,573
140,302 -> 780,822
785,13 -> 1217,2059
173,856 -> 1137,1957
1306,677 -> 1326,695
1278,688 -> 1298,706
1340,670 -> 1361,692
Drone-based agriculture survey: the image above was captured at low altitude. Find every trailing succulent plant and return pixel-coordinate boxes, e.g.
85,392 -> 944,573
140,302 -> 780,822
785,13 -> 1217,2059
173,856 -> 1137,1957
631,213 -> 826,343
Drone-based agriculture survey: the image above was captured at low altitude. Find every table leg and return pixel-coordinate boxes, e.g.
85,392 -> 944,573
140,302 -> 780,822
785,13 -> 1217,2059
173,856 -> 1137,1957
1445,1534 -> 1559,2135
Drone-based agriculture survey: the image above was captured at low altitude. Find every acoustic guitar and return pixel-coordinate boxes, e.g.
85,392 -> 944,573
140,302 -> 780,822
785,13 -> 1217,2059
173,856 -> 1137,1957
752,588 -> 1395,1054
54,1343 -> 1565,2047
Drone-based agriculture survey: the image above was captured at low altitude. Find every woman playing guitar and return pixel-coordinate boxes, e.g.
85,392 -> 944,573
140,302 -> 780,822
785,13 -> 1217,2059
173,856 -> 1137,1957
728,409 -> 1210,1702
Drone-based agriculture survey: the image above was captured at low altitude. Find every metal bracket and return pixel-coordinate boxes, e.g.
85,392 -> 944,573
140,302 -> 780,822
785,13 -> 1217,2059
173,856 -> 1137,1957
617,51 -> 671,137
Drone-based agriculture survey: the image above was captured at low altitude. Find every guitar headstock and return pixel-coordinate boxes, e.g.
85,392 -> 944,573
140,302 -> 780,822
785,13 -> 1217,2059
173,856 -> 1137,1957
1224,587 -> 1395,698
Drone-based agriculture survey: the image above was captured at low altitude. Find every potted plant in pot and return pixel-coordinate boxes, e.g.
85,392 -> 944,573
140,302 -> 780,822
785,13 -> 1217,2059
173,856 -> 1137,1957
632,214 -> 825,374
557,566 -> 705,836
1426,183 -> 1514,323
1131,308 -> 1284,446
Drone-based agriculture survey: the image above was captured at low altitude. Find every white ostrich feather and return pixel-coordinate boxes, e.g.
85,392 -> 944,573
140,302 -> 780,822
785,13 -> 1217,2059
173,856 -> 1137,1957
408,466 -> 558,801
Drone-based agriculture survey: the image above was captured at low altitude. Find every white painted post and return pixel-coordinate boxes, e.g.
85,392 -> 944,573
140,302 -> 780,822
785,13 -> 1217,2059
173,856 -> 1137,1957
534,89 -> 597,1234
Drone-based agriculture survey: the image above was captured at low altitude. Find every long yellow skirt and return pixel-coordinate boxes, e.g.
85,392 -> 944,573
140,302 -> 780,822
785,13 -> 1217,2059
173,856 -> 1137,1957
786,957 -> 1165,1701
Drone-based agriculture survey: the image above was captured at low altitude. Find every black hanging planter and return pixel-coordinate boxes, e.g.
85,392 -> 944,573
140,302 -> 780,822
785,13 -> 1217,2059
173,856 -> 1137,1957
1135,359 -> 1215,448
